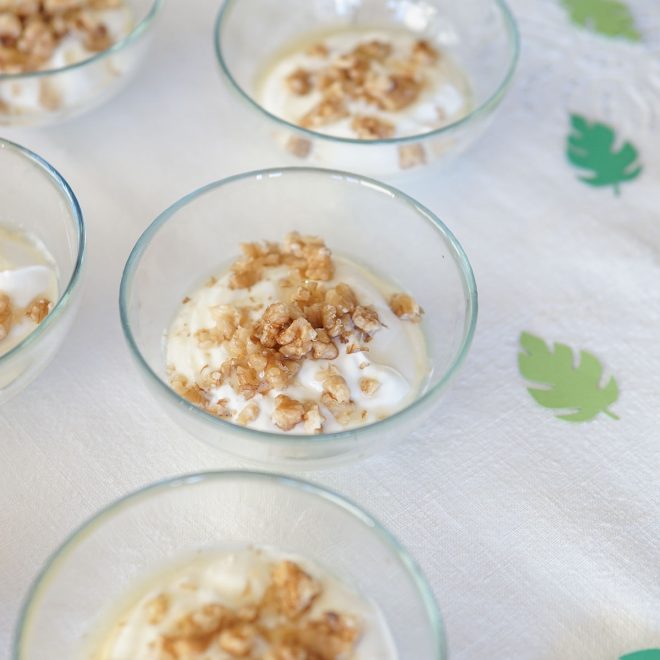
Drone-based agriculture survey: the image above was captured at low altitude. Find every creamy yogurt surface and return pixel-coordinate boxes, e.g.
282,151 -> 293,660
256,27 -> 473,140
166,245 -> 428,434
0,226 -> 58,356
87,547 -> 398,659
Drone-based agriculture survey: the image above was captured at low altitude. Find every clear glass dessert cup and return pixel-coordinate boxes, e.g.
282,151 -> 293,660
214,0 -> 519,177
13,471 -> 447,659
119,167 -> 477,467
0,0 -> 163,127
0,138 -> 85,405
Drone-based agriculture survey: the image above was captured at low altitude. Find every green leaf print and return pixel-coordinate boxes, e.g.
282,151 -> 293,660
620,651 -> 660,660
567,114 -> 642,194
518,332 -> 620,422
561,0 -> 641,41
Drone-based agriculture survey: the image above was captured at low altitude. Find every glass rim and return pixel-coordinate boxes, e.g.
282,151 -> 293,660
0,0 -> 164,81
118,166 -> 478,447
214,0 -> 520,146
0,138 -> 85,368
13,470 -> 447,659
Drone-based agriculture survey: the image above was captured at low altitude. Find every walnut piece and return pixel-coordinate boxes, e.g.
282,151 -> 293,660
145,593 -> 170,625
236,401 -> 259,426
303,401 -> 325,434
359,377 -> 380,396
351,305 -> 381,336
285,67 -> 312,95
351,114 -> 395,139
272,395 -> 304,431
0,292 -> 13,340
299,95 -> 349,128
398,142 -> 427,169
412,38 -> 439,64
389,292 -> 423,321
270,561 -> 321,619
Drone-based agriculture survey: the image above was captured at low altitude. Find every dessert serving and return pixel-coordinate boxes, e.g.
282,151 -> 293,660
89,548 -> 396,659
257,29 -> 472,141
216,0 -> 518,174
166,232 -> 427,435
0,224 -> 58,357
0,0 -> 162,125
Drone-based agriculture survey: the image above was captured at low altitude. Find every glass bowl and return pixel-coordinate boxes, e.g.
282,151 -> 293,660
215,0 -> 519,177
120,167 -> 477,467
0,138 -> 85,405
0,0 -> 163,127
13,471 -> 446,659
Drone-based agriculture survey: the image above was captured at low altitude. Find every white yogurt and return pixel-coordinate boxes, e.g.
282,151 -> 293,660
0,226 -> 58,356
256,28 -> 473,139
0,7 -> 133,115
166,257 -> 428,434
88,547 -> 398,660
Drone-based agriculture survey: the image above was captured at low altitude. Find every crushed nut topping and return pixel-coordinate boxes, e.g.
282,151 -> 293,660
140,559 -> 361,660
285,67 -> 312,95
0,290 -> 52,342
0,292 -> 13,340
351,114 -> 395,139
359,377 -> 380,396
389,292 -> 423,322
167,233 -> 424,434
272,394 -> 305,431
398,142 -> 427,169
283,37 -> 439,139
0,0 -> 126,74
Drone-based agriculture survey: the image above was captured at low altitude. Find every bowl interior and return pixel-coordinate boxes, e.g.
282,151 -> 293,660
0,141 -> 81,293
15,473 -> 445,658
121,168 -> 476,437
216,0 -> 518,135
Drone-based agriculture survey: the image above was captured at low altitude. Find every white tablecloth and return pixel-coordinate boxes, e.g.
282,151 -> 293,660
1,1 -> 659,657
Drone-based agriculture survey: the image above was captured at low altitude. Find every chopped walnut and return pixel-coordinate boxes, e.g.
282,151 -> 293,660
286,67 -> 312,95
277,317 -> 317,359
359,377 -> 380,396
299,94 -> 349,128
0,292 -> 13,340
321,392 -> 358,426
377,73 -> 421,111
272,395 -> 304,431
303,401 -> 325,433
322,373 -> 351,404
218,625 -> 255,656
270,561 -> 321,619
145,593 -> 170,625
351,305 -> 380,336
398,142 -> 427,169
321,304 -> 343,338
298,611 -> 361,657
389,292 -> 423,321
324,283 -> 356,314
283,232 -> 334,281
286,135 -> 312,159
236,401 -> 259,426
412,38 -> 439,64
306,41 -> 328,58
351,114 -> 395,139
170,603 -> 232,637
0,13 -> 21,40
311,328 -> 339,360
353,39 -> 392,62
